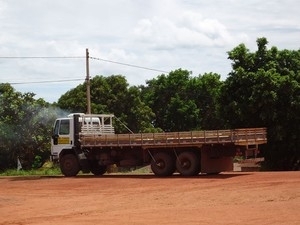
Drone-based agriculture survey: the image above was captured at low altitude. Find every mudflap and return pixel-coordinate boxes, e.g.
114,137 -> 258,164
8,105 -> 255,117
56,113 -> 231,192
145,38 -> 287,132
201,148 -> 234,174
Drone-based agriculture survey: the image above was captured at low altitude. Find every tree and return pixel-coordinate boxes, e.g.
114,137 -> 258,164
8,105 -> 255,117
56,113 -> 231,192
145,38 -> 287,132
56,83 -> 86,113
57,75 -> 155,133
221,37 -> 300,170
126,86 -> 157,133
142,69 -> 195,131
0,83 -> 57,170
141,69 -> 223,131
188,73 -> 224,129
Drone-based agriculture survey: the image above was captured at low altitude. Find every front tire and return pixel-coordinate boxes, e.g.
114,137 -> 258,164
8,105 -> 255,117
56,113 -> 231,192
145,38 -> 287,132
151,152 -> 175,176
60,154 -> 80,177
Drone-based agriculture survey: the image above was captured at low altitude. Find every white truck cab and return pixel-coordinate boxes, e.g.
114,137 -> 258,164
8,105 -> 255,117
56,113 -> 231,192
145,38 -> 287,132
50,113 -> 114,161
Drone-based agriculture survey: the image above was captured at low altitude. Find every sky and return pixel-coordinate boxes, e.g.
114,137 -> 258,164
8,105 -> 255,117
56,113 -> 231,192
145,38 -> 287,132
0,0 -> 299,103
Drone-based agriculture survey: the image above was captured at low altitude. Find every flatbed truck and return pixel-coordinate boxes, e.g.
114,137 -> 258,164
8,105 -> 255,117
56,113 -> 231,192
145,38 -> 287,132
51,113 -> 267,176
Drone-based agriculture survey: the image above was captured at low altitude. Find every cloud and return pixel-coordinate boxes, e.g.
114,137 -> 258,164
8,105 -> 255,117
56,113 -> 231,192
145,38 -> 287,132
0,0 -> 299,103
133,11 -> 236,50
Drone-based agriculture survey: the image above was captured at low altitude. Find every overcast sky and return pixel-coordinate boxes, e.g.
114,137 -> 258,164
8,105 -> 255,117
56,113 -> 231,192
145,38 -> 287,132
1,0 -> 299,103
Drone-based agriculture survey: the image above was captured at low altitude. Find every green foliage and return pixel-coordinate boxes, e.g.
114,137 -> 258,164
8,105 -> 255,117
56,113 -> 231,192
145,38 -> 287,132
189,73 -> 224,129
222,37 -> 300,170
142,69 -> 223,131
142,69 -> 193,131
57,75 -> 156,133
220,68 -> 280,127
0,84 -> 62,170
32,155 -> 42,169
0,163 -> 61,176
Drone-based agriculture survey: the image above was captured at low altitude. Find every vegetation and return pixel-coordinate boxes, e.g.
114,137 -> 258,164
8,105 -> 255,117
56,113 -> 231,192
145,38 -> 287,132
221,38 -> 300,170
141,70 -> 223,131
57,75 -> 156,133
0,37 -> 299,173
0,161 -> 61,176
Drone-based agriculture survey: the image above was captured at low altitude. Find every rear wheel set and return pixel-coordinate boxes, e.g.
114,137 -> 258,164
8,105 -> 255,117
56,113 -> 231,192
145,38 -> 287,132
90,160 -> 107,176
176,151 -> 200,176
150,152 -> 176,176
150,151 -> 200,176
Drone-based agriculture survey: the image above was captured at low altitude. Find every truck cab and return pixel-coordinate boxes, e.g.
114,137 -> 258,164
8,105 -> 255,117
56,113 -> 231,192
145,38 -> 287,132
51,113 -> 114,174
51,116 -> 74,161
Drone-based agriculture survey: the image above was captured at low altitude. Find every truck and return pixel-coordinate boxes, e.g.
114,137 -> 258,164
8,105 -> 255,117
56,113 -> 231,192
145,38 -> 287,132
51,113 -> 267,177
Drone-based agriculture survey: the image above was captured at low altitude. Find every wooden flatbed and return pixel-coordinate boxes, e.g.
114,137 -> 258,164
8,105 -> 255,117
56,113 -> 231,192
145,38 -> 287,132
79,127 -> 267,148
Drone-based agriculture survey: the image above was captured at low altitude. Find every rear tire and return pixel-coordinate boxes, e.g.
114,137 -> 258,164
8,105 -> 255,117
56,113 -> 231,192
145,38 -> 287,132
176,151 -> 200,176
60,154 -> 80,177
151,152 -> 175,176
90,161 -> 107,176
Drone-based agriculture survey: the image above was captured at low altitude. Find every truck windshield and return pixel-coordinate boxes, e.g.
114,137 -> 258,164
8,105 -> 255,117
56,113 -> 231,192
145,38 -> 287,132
53,119 -> 70,135
59,120 -> 70,135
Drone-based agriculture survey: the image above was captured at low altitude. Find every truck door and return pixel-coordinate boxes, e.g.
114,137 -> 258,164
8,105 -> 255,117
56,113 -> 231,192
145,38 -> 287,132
51,118 -> 74,159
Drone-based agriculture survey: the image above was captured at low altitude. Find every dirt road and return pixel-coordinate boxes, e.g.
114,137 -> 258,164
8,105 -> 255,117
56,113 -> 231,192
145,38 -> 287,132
0,172 -> 299,225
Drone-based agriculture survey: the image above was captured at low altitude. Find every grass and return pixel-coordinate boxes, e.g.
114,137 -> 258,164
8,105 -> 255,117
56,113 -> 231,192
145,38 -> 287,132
0,161 -> 62,176
0,168 -> 61,176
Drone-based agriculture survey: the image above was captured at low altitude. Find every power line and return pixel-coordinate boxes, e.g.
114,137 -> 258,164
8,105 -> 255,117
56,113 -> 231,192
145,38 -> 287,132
0,55 -> 169,73
0,56 -> 84,59
1,53 -> 170,85
9,78 -> 84,85
90,56 -> 169,73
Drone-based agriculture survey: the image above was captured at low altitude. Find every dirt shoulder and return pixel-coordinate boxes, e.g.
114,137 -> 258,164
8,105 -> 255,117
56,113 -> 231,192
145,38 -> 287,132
0,172 -> 299,225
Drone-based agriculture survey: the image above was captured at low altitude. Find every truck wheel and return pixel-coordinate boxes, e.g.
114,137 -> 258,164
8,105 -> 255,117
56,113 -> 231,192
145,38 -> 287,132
90,161 -> 107,176
151,152 -> 175,176
60,154 -> 80,177
176,151 -> 200,176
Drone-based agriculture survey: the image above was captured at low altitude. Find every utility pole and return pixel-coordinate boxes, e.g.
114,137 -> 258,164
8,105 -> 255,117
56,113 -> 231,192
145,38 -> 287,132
86,48 -> 91,114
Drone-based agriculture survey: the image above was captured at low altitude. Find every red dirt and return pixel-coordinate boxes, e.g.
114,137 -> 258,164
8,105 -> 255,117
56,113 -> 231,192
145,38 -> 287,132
0,172 -> 299,225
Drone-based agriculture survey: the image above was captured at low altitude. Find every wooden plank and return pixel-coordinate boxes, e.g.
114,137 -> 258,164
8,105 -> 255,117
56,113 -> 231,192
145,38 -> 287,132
80,127 -> 267,148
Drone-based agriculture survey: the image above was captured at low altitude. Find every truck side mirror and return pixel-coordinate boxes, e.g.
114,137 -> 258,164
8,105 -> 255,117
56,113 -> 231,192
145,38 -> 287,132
52,134 -> 59,145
